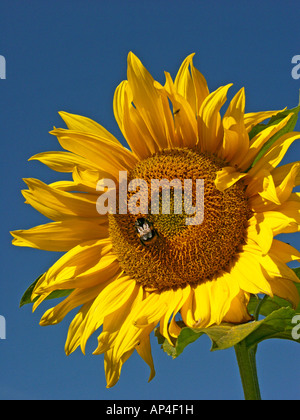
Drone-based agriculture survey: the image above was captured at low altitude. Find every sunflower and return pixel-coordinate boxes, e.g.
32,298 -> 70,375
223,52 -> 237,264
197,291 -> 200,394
11,52 -> 300,388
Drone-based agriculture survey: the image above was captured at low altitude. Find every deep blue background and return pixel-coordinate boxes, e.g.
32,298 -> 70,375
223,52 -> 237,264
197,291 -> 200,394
0,0 -> 299,400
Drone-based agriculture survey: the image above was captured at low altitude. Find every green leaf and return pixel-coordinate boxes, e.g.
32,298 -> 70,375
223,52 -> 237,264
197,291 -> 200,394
19,275 -> 42,307
247,292 -> 294,318
160,321 -> 264,358
19,274 -> 73,308
242,307 -> 300,348
157,306 -> 300,359
247,104 -> 300,170
156,271 -> 300,358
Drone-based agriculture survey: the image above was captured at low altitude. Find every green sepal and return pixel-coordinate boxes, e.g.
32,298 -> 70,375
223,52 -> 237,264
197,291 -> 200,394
19,274 -> 73,308
247,103 -> 300,171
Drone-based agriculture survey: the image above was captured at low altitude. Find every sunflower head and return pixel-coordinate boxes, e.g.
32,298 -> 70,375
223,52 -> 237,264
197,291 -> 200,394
12,52 -> 300,388
109,147 -> 252,291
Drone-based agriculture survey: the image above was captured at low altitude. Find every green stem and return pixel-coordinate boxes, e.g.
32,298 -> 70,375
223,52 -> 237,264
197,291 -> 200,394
253,294 -> 268,321
234,340 -> 261,400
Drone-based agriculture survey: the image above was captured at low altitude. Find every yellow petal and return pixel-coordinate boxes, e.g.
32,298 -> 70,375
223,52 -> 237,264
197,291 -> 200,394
127,52 -> 172,150
32,238 -> 113,296
93,284 -> 143,355
39,253 -> 118,294
59,111 -> 120,144
206,273 -> 240,326
260,253 -> 299,283
191,283 -> 212,328
174,53 -> 197,114
103,314 -> 155,388
263,194 -> 300,235
122,85 -> 163,158
249,170 -> 281,211
29,151 -> 97,173
22,178 -> 100,221
114,290 -> 172,359
158,71 -> 197,148
239,113 -> 293,171
190,63 -> 210,113
50,256 -> 119,291
248,131 -> 300,177
243,108 -> 286,133
114,80 -> 158,159
223,291 -> 252,324
135,334 -> 156,383
230,247 -> 273,296
51,128 -> 137,177
80,275 -> 138,354
32,292 -> 52,313
113,80 -> 129,134
72,166 -> 118,193
249,163 -> 300,212
39,283 -> 105,326
270,239 -> 300,263
11,219 -> 109,251
133,291 -> 171,328
274,162 -> 300,203
190,275 -> 240,328
271,161 -> 300,187
168,285 -> 191,339
247,215 -> 274,255
214,166 -> 247,192
197,84 -> 232,153
180,288 -> 199,327
246,168 -> 272,197
159,288 -> 187,345
259,174 -> 281,205
220,88 -> 249,165
48,180 -> 81,192
65,302 -> 93,355
267,277 -> 300,309
105,347 -> 134,388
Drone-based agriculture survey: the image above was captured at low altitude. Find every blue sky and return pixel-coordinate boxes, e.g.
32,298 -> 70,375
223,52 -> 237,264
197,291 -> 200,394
1,0 -> 300,400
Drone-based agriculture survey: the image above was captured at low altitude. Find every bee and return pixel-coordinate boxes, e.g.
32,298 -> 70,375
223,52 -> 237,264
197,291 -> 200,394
135,217 -> 158,246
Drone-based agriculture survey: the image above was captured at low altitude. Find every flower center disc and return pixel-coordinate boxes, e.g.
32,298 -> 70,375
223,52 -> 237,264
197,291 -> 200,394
109,148 -> 251,291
